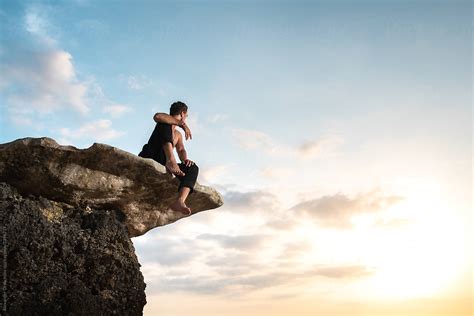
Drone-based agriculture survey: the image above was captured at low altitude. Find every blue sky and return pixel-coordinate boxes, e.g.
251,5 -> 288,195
0,1 -> 472,315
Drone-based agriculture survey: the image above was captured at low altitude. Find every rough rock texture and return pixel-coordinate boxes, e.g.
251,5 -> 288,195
0,182 -> 147,315
0,137 -> 223,237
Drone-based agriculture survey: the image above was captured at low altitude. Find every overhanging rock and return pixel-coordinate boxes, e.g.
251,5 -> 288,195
0,137 -> 223,237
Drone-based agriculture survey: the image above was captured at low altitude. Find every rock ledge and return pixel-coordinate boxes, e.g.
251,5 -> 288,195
0,137 -> 223,237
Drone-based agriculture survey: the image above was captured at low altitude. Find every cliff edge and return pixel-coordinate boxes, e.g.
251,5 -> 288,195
0,137 -> 223,237
0,137 -> 223,315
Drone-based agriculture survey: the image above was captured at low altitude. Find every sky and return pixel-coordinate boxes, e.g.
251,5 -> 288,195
0,0 -> 472,315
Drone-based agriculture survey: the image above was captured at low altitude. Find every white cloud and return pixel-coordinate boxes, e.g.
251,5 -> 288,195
197,233 -> 269,251
232,128 -> 343,160
7,114 -> 45,131
232,129 -> 280,153
144,252 -> 374,296
259,166 -> 294,178
200,164 -> 232,185
58,119 -> 125,142
291,188 -> 404,229
3,49 -> 90,115
134,185 -> 384,298
221,189 -> 280,213
118,74 -> 154,91
24,7 -> 57,46
298,135 -> 344,158
1,6 -> 94,121
136,236 -> 199,266
102,104 -> 132,118
207,113 -> 229,124
9,115 -> 32,127
1,4 -> 125,137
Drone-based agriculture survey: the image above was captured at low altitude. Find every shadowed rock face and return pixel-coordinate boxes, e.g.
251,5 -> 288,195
0,137 -> 223,237
0,181 -> 147,315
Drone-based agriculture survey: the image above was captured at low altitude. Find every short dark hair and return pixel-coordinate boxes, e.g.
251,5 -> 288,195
170,101 -> 188,116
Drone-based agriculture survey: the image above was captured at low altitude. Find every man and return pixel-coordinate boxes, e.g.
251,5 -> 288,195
138,101 -> 198,216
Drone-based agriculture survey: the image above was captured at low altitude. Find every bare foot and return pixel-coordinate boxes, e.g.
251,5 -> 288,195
169,200 -> 192,215
165,160 -> 185,177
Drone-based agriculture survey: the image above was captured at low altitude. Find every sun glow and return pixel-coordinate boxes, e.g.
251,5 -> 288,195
363,179 -> 467,300
288,176 -> 468,301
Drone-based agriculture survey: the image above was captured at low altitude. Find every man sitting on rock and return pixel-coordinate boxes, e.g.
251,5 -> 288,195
138,101 -> 198,216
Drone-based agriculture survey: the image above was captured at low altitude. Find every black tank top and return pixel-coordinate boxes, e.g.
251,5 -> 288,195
138,122 -> 170,165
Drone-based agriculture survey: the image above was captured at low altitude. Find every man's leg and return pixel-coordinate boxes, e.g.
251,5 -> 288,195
162,143 -> 184,176
155,123 -> 184,176
178,187 -> 192,202
153,123 -> 190,214
169,187 -> 192,215
176,163 -> 198,195
169,163 -> 199,216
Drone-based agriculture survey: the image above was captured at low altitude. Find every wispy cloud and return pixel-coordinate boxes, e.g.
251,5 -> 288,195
0,4 -> 126,146
102,104 -> 132,118
291,188 -> 404,229
134,184 -> 383,299
275,240 -> 313,260
135,237 -> 199,266
264,217 -> 300,231
298,135 -> 344,158
222,189 -> 280,212
7,113 -> 45,132
58,119 -> 124,143
309,264 -> 375,279
145,260 -> 374,296
197,233 -> 269,251
207,113 -> 229,124
232,129 -> 279,153
24,5 -> 57,46
373,217 -> 412,229
0,5 -> 92,117
259,166 -> 294,179
231,128 -> 344,160
118,74 -> 154,91
200,164 -> 232,185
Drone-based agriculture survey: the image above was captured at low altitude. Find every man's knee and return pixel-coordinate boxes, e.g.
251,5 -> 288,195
184,163 -> 198,177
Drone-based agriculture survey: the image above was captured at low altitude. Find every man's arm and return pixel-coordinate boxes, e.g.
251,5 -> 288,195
175,132 -> 188,162
163,142 -> 177,163
154,113 -> 192,140
154,113 -> 183,126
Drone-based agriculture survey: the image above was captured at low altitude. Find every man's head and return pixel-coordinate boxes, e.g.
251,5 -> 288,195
170,101 -> 188,121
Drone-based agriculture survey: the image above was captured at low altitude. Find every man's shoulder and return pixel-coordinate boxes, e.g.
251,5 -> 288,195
173,129 -> 182,138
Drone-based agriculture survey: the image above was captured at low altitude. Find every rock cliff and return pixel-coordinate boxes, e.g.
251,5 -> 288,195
0,182 -> 146,315
0,137 -> 223,315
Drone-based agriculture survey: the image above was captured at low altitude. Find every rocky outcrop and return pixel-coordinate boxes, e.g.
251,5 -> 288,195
0,181 -> 146,315
0,137 -> 223,237
0,136 -> 224,315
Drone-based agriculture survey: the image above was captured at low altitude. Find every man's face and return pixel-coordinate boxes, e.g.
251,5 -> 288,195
180,111 -> 188,122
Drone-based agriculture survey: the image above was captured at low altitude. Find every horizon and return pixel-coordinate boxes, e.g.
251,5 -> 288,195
0,0 -> 472,315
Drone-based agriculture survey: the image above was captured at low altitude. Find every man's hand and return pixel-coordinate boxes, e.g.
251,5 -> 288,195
180,121 -> 192,140
183,158 -> 195,167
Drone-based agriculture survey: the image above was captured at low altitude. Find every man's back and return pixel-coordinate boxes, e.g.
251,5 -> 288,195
138,122 -> 173,165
